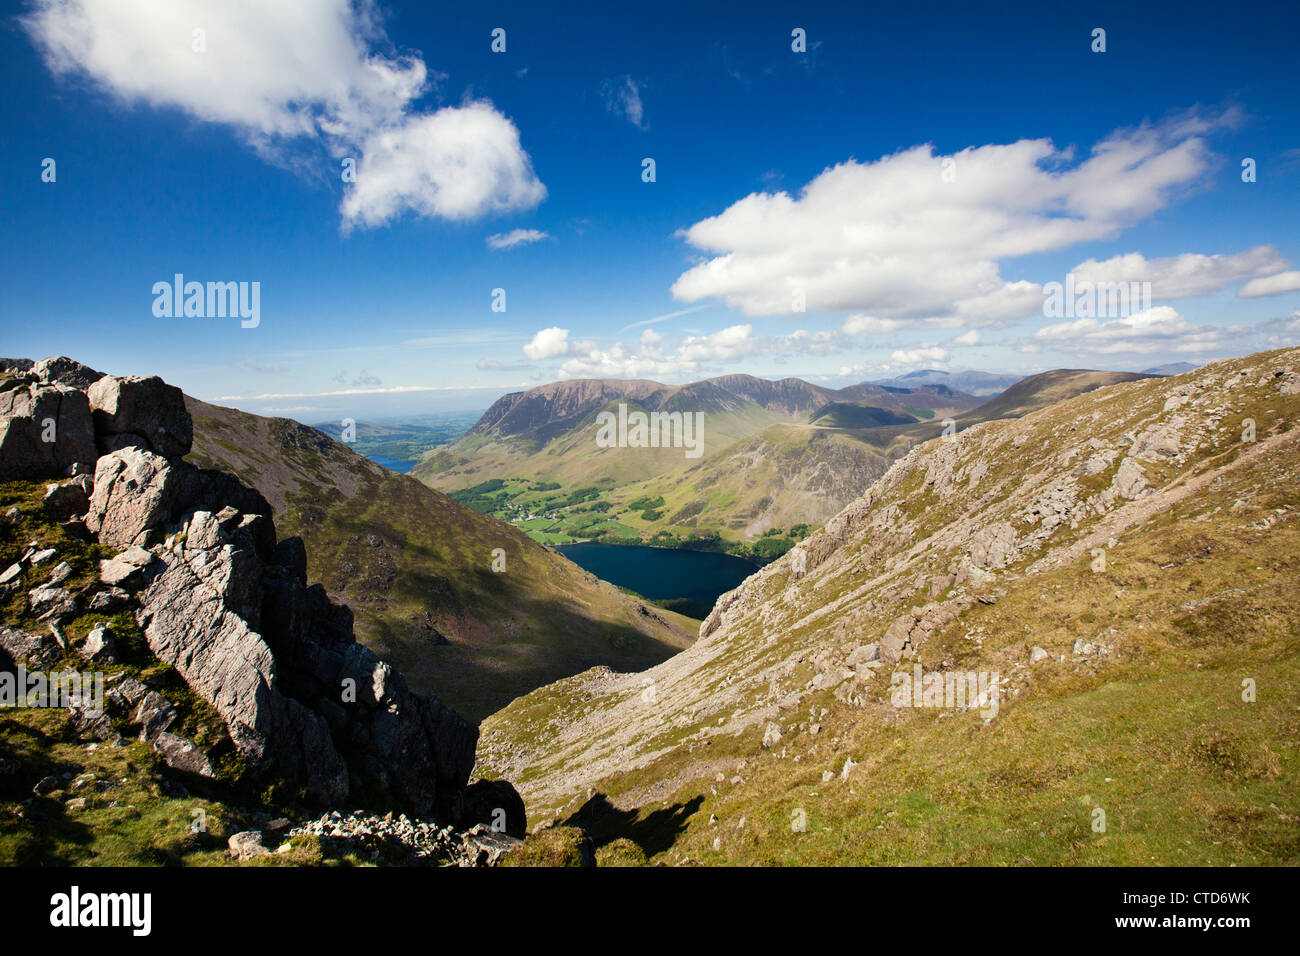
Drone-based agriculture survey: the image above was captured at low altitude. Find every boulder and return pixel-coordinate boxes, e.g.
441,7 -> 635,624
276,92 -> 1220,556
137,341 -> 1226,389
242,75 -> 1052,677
135,691 -> 178,742
1113,458 -> 1148,500
79,624 -> 117,663
847,643 -> 880,666
152,732 -> 216,778
0,382 -> 97,480
86,586 -> 131,612
44,561 -> 73,586
228,831 -> 270,861
969,522 -> 1018,569
99,546 -> 155,586
87,374 -> 192,458
31,356 -> 104,390
28,585 -> 78,622
84,447 -> 181,547
0,627 -> 61,670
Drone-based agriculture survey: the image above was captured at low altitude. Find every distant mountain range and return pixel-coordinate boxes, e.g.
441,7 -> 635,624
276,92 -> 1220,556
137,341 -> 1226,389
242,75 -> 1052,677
1141,361 -> 1201,376
412,369 -> 1155,558
871,369 -> 1024,396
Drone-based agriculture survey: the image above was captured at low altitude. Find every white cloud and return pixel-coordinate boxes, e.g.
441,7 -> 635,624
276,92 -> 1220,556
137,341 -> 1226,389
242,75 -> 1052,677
601,75 -> 647,129
521,323 -> 840,379
1238,271 -> 1300,298
671,112 -> 1233,323
948,330 -> 983,347
25,0 -> 544,230
1033,306 -> 1229,355
1069,245 -> 1290,299
522,327 -> 572,361
486,228 -> 551,250
890,346 -> 950,367
839,315 -> 902,336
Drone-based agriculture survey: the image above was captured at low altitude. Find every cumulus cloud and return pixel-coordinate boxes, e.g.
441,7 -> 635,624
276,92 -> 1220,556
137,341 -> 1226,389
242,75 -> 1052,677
601,75 -> 647,129
839,315 -> 902,336
1238,271 -> 1300,298
671,111 -> 1234,323
522,327 -> 572,361
890,346 -> 950,367
1033,306 -> 1230,355
486,228 -> 551,250
1069,245 -> 1291,299
24,0 -> 545,230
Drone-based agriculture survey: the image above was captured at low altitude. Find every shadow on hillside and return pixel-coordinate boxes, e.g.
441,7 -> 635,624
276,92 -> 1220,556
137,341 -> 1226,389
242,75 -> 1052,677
299,503 -> 690,722
561,791 -> 703,859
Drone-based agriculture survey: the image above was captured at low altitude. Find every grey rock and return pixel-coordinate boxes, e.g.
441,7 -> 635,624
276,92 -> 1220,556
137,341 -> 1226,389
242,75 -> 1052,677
86,587 -> 130,613
28,585 -> 78,621
0,627 -> 61,669
87,374 -> 192,458
969,522 -> 1018,569
31,356 -> 104,390
0,382 -> 97,480
228,830 -> 270,861
847,643 -> 880,666
80,624 -> 117,663
1113,458 -> 1149,500
84,447 -> 180,547
152,732 -> 215,778
135,691 -> 178,742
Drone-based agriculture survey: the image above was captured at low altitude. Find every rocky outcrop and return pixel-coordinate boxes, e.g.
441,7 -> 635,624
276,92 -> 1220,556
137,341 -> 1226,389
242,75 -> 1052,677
0,378 -> 97,480
87,374 -> 192,457
2,355 -> 479,820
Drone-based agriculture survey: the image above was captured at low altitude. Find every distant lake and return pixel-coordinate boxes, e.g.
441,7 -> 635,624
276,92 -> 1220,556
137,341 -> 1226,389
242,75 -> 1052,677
556,542 -> 758,607
367,454 -> 416,474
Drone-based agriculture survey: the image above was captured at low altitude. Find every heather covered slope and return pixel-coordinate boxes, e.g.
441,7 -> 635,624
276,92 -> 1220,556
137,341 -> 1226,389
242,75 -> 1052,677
185,397 -> 695,722
478,349 -> 1300,865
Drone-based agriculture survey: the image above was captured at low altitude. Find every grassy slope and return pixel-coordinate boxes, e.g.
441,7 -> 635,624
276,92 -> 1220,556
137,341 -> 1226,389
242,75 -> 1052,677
185,397 -> 695,723
478,350 -> 1300,865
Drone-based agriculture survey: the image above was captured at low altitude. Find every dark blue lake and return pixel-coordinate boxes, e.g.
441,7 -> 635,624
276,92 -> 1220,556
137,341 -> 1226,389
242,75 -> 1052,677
556,542 -> 758,607
367,454 -> 416,473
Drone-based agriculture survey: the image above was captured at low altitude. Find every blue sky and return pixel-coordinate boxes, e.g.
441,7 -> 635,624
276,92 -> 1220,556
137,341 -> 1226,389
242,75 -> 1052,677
2,0 -> 1298,421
